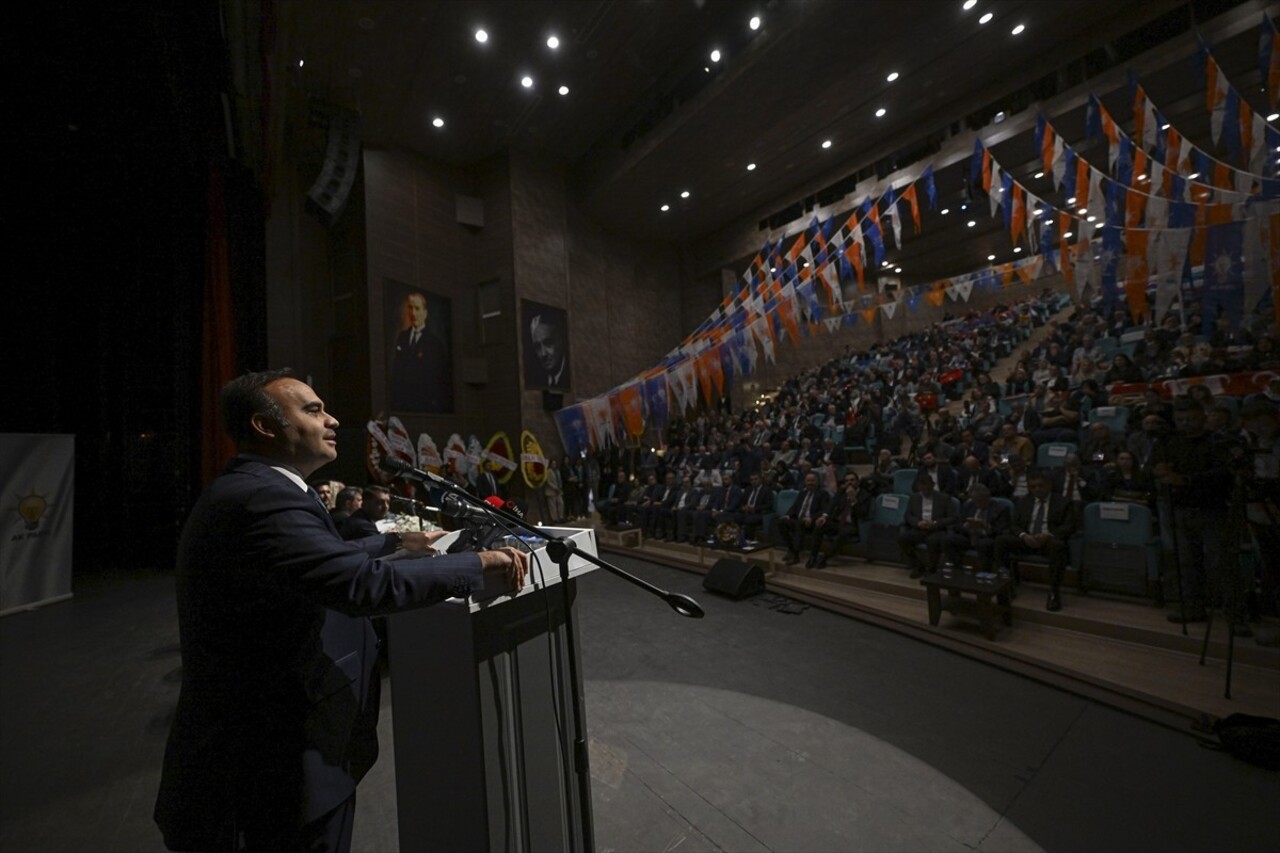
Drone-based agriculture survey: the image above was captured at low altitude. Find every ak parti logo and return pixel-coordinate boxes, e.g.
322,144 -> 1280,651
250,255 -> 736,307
10,490 -> 54,532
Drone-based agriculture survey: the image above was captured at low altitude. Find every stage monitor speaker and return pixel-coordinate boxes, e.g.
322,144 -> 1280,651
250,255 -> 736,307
306,104 -> 362,227
542,390 -> 564,412
703,559 -> 764,600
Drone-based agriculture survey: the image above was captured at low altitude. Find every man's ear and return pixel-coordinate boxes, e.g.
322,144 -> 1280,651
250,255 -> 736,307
250,413 -> 281,441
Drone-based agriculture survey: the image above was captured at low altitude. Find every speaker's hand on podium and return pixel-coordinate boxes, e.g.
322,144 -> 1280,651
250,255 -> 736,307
479,546 -> 529,592
398,530 -> 451,553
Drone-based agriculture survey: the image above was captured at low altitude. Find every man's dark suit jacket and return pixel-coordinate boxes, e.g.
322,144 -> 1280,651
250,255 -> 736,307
338,507 -> 380,541
904,491 -> 958,530
783,487 -> 830,521
389,326 -> 452,413
1009,492 -> 1076,540
1049,467 -> 1103,504
154,457 -> 485,851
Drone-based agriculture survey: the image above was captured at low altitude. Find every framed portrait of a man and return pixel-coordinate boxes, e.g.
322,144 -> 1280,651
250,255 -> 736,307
386,280 -> 454,413
522,299 -> 571,391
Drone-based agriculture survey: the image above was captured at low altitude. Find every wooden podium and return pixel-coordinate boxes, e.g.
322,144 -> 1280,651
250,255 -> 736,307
387,527 -> 599,852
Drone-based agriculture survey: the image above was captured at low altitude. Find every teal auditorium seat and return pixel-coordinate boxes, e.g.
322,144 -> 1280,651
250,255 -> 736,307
892,468 -> 918,495
860,493 -> 910,564
1036,442 -> 1077,469
1084,405 -> 1129,435
1079,501 -> 1159,597
763,489 -> 794,543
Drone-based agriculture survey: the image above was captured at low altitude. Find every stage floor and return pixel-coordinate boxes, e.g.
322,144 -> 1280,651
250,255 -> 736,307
2,559 -> 1277,852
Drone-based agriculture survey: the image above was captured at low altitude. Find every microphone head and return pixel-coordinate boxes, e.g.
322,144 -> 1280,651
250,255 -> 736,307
379,456 -> 411,474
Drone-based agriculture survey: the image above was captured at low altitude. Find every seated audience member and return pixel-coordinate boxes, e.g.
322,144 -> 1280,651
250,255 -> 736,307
1104,450 -> 1155,506
866,448 -> 900,494
339,485 -> 390,540
949,429 -> 990,467
991,422 -> 1035,469
1032,387 -> 1080,445
331,486 -> 363,525
658,474 -> 698,541
731,471 -> 774,545
1051,453 -> 1102,508
700,479 -> 743,544
811,472 -> 871,568
1005,366 -> 1036,396
310,480 -> 335,511
1206,403 -> 1242,446
1104,353 -> 1144,384
1008,398 -> 1042,436
1127,413 -> 1170,474
642,472 -> 678,537
1133,386 -> 1173,425
955,454 -> 1000,497
917,449 -> 959,497
1239,400 -> 1280,632
685,482 -> 723,543
941,483 -> 1010,573
618,473 -> 656,527
899,472 -> 957,579
778,471 -> 830,566
1080,421 -> 1122,474
995,471 -> 1077,612
596,470 -> 631,526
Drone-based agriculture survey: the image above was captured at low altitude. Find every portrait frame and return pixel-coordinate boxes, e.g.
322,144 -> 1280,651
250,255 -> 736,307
385,279 -> 454,414
522,299 -> 571,391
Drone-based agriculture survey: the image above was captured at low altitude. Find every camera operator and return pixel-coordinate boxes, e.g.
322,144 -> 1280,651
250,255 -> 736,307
1152,399 -> 1239,625
1238,400 -> 1280,644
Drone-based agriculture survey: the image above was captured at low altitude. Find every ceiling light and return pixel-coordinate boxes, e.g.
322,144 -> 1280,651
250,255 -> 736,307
1086,215 -> 1097,222
875,107 -> 887,118
967,220 -> 976,228
979,12 -> 993,24
940,208 -> 950,215
882,260 -> 891,267
660,204 -> 670,212
750,15 -> 762,30
746,163 -> 756,171
1161,123 -> 1171,130
1078,207 -> 1088,214
963,0 -> 977,9
1268,113 -> 1280,122
546,35 -> 560,49
558,85 -> 570,96
474,28 -> 488,43
993,111 -> 1006,123
894,267 -> 902,273
1063,232 -> 1073,238
1011,23 -> 1025,35
886,71 -> 900,82
1013,246 -> 1022,253
1067,196 -> 1076,204
521,75 -> 534,88
1188,172 -> 1200,179
298,59 -> 305,68
432,116 -> 444,128
770,266 -> 776,272
821,139 -> 832,149
802,262 -> 810,268
680,190 -> 691,199
1137,173 -> 1148,181
987,254 -> 996,261
1034,171 -> 1044,179
711,49 -> 723,62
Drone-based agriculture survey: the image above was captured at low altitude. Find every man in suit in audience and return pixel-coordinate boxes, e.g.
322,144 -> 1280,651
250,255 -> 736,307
1050,453 -> 1102,509
338,485 -> 390,541
596,470 -> 630,526
618,473 -> 656,527
940,483 -> 1010,573
812,472 -> 871,568
659,474 -> 698,541
641,472 -> 678,537
917,450 -> 960,498
699,481 -> 741,545
731,471 -> 774,546
995,470 -> 1077,611
900,472 -> 957,578
330,486 -> 362,526
778,470 -> 830,565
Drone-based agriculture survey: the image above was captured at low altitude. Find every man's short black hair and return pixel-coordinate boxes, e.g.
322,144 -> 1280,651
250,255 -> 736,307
335,486 -> 362,511
362,484 -> 390,501
221,368 -> 296,444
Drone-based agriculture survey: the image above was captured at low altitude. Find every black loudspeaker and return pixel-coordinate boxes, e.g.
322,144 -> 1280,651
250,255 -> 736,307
542,390 -> 564,412
703,559 -> 764,600
306,103 -> 362,227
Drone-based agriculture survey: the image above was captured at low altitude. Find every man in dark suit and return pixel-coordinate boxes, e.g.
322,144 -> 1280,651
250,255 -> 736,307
389,290 -> 452,412
731,471 -> 774,546
658,474 -> 697,541
917,450 -> 960,498
995,470 -> 1077,611
777,471 -> 831,565
330,486 -> 362,526
474,467 -> 501,501
641,472 -> 677,537
596,470 -> 630,526
338,485 -> 390,541
812,472 -> 871,568
1049,453 -> 1102,509
900,472 -> 958,578
154,369 -> 527,853
940,483 -> 1010,572
699,481 -> 742,544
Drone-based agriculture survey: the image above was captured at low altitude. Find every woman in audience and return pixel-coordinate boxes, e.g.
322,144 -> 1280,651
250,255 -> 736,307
1104,450 -> 1154,506
1103,352 -> 1144,385
1005,366 -> 1035,396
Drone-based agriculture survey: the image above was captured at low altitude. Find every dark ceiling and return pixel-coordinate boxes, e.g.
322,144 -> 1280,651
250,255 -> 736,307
275,0 -> 1276,281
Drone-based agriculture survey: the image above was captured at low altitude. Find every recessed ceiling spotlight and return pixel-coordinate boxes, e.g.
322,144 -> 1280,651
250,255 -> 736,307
660,204 -> 670,212
940,208 -> 950,215
875,107 -> 886,118
1268,112 -> 1280,122
894,267 -> 902,273
963,0 -> 977,9
298,59 -> 305,68
821,139 -> 832,149
1086,215 -> 1097,222
546,35 -> 560,49
680,190 -> 691,199
746,163 -> 756,171
1063,231 -> 1073,238
802,262 -> 810,268
770,266 -> 777,273
1077,207 -> 1088,214
710,49 -> 722,62
1067,196 -> 1076,204
558,85 -> 569,96
886,71 -> 899,82
1137,173 -> 1148,181
967,220 -> 977,227
987,254 -> 996,261
993,110 -> 1006,123
1013,246 -> 1022,253
882,260 -> 890,267
979,12 -> 993,24
432,116 -> 444,128
1011,23 -> 1025,35
1188,172 -> 1200,179
749,15 -> 761,30
521,75 -> 534,88
1034,171 -> 1044,179
474,28 -> 488,43
1161,123 -> 1171,130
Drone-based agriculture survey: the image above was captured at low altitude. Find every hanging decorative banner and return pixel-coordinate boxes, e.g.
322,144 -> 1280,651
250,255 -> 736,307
416,432 -> 442,474
519,429 -> 549,488
643,372 -> 670,431
880,300 -> 897,320
481,431 -> 518,483
552,409 -> 590,460
617,382 -> 646,437
587,397 -> 617,448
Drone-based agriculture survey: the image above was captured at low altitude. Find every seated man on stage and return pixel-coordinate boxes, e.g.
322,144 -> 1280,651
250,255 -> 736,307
641,471 -> 678,537
811,472 -> 871,568
777,470 -> 830,566
941,483 -> 1010,573
658,474 -> 698,541
899,472 -> 957,578
730,471 -> 774,546
617,473 -> 656,528
994,470 -> 1077,612
596,470 -> 631,526
697,481 -> 741,545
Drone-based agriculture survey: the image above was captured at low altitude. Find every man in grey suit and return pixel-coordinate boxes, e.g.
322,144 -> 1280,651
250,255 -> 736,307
154,369 -> 527,852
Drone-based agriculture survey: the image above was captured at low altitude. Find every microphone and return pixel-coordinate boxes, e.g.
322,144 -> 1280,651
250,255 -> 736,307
439,492 -> 496,522
379,456 -> 440,485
